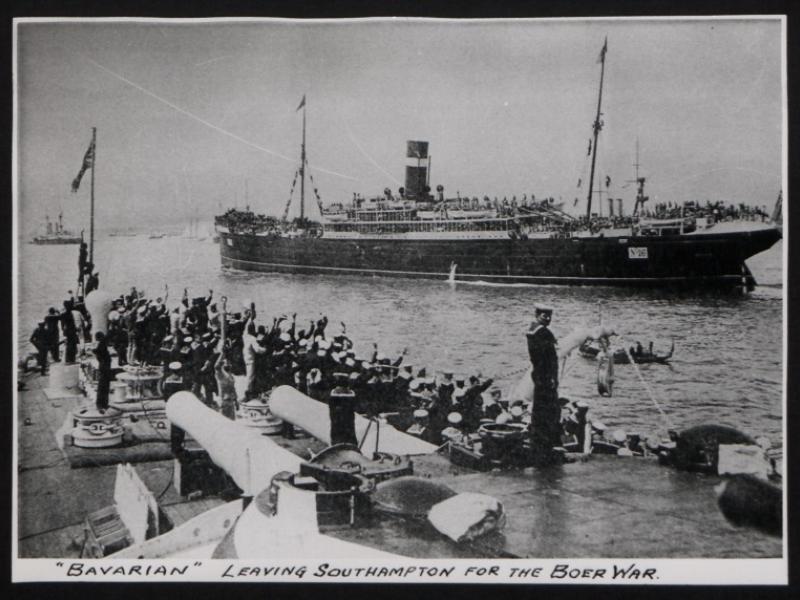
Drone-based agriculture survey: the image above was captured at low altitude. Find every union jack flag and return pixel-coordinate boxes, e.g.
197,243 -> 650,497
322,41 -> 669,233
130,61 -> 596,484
71,139 -> 95,193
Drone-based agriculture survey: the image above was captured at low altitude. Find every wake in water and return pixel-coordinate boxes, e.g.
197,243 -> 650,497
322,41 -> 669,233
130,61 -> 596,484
447,262 -> 457,286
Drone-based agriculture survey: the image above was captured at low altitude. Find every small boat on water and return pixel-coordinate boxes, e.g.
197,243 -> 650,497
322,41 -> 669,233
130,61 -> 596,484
579,339 -> 674,365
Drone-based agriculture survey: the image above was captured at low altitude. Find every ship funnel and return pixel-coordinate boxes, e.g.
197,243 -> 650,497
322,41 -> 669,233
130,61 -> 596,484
405,140 -> 429,200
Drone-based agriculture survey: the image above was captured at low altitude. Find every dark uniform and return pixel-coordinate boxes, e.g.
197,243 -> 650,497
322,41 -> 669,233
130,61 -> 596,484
44,310 -> 61,362
30,323 -> 48,374
462,377 -> 493,432
526,306 -> 561,464
61,302 -> 79,364
93,332 -> 112,410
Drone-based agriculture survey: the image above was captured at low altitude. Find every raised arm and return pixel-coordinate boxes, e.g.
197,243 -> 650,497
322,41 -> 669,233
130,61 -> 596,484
392,347 -> 408,367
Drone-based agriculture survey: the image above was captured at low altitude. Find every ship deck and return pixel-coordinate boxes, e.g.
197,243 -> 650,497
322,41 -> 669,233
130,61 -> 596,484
16,371 -> 781,559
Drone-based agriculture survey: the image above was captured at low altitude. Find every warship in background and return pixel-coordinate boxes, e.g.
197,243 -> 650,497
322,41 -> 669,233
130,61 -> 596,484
31,213 -> 82,245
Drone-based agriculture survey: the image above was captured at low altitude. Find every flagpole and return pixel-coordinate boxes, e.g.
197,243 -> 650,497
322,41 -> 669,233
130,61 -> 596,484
300,99 -> 306,221
90,126 -> 96,266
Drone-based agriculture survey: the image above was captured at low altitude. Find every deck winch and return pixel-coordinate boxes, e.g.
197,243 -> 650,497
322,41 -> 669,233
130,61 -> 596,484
237,392 -> 284,433
70,405 -> 125,448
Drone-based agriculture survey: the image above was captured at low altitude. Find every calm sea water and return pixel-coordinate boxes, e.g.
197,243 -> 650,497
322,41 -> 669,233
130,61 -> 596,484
17,235 -> 784,448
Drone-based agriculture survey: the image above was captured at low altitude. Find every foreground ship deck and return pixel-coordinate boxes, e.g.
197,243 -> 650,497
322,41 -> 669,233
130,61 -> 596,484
17,372 -> 781,559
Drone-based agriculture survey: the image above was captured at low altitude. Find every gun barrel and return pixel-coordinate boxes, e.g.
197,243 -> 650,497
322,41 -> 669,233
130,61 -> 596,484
166,392 -> 302,495
269,385 -> 437,455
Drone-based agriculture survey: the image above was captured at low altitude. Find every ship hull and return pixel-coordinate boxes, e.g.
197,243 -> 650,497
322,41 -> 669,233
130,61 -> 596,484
31,236 -> 82,245
219,227 -> 781,289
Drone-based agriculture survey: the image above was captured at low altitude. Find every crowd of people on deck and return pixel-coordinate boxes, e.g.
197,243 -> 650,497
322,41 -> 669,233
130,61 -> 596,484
214,209 -> 284,235
28,285 -> 517,445
27,292 -> 91,375
640,200 -> 770,222
214,209 -> 319,237
214,194 -> 771,242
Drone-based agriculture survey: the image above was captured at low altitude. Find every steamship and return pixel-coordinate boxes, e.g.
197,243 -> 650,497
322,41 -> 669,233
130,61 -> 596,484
216,43 -> 782,290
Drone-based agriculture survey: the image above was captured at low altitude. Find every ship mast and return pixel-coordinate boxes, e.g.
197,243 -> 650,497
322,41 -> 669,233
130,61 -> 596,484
586,38 -> 607,221
299,97 -> 306,221
90,127 -> 96,265
629,139 -> 648,217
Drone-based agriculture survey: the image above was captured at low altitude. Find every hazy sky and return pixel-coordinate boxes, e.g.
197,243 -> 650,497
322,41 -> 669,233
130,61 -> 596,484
15,17 -> 783,233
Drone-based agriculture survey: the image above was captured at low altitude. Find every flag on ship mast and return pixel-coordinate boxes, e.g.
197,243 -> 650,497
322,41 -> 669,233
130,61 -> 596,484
296,94 -> 306,112
71,138 -> 95,193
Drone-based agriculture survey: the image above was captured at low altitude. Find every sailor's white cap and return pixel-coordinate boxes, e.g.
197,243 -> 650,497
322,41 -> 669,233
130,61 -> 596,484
414,409 -> 429,419
169,361 -> 182,371
279,332 -> 291,342
612,429 -> 627,443
447,412 -> 463,425
298,339 -> 308,347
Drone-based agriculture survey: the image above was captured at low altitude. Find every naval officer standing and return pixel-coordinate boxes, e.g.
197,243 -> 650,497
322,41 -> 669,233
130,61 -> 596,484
526,304 -> 561,465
